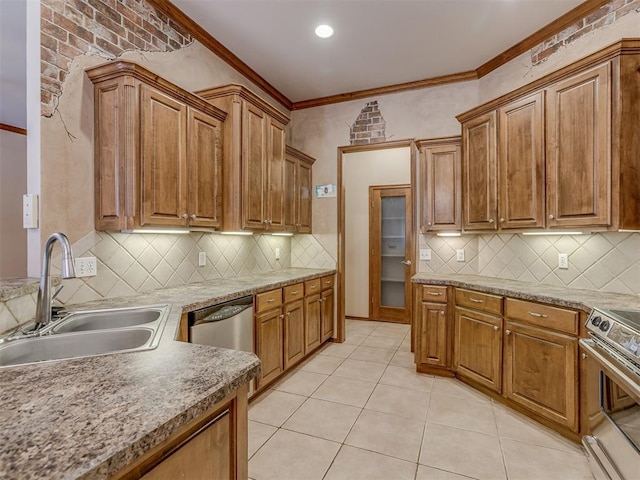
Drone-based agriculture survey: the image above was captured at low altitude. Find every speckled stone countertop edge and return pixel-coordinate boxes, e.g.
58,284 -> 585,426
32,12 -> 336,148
0,277 -> 60,302
411,273 -> 640,312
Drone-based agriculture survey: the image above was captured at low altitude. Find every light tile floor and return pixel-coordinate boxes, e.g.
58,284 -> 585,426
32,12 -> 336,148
248,320 -> 593,480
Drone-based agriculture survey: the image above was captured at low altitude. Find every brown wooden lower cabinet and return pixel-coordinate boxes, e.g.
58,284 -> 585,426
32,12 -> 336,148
284,299 -> 305,369
503,320 -> 578,431
305,293 -> 322,352
255,307 -> 284,389
115,384 -> 248,480
416,302 -> 448,369
320,286 -> 334,342
453,306 -> 503,393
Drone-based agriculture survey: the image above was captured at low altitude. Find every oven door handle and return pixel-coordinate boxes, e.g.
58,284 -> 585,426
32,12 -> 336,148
580,338 -> 640,402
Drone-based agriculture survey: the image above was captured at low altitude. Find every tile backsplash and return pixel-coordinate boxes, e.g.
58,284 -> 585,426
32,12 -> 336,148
291,234 -> 337,269
419,232 -> 640,295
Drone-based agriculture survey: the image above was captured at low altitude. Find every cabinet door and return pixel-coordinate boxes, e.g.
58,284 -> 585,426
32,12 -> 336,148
188,108 -> 223,228
462,112 -> 497,230
283,153 -> 297,231
243,103 -> 266,229
498,92 -> 544,229
140,85 -> 188,227
255,308 -> 283,389
305,293 -> 322,353
267,118 -> 286,229
454,307 -> 502,393
546,62 -> 611,228
284,299 -> 305,369
420,143 -> 461,232
504,320 -> 578,431
142,410 -> 231,480
416,302 -> 448,368
297,160 -> 313,233
321,287 -> 334,342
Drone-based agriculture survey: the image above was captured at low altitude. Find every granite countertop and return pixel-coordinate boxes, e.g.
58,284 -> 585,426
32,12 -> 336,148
0,267 -> 335,480
412,272 -> 640,312
0,277 -> 59,302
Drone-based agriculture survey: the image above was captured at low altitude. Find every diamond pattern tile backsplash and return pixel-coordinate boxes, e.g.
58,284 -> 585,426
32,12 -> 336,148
419,232 -> 640,295
49,231 -> 292,307
291,234 -> 337,269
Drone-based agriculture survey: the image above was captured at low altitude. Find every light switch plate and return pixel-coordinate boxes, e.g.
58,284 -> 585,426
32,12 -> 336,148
275,247 -> 281,260
419,249 -> 431,260
456,249 -> 465,262
198,252 -> 207,267
558,253 -> 569,269
23,194 -> 38,229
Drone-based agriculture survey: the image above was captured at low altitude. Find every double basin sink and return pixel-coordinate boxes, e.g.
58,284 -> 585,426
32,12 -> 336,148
0,305 -> 170,368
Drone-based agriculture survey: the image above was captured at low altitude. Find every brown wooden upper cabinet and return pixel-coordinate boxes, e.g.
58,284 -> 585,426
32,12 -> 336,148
417,137 -> 461,233
195,85 -> 291,232
285,146 -> 315,233
457,40 -> 640,232
87,61 -> 226,231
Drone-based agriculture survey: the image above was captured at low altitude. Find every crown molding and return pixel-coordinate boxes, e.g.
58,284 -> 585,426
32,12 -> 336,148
0,123 -> 27,135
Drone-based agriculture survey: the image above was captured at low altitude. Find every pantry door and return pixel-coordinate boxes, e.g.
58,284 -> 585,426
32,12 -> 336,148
369,185 -> 414,323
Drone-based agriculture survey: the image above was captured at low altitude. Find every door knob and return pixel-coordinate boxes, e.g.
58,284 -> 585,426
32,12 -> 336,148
401,260 -> 412,266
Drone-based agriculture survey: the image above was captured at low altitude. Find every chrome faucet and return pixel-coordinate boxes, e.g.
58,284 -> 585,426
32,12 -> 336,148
34,232 -> 76,330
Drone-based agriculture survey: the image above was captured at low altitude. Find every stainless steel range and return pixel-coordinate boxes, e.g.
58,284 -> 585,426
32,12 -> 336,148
580,307 -> 640,480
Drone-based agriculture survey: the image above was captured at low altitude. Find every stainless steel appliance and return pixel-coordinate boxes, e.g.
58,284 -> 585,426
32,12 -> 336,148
581,307 -> 640,480
188,296 -> 254,352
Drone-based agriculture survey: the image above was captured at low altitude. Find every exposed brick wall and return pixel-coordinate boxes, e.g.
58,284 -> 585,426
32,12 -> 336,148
531,0 -> 640,65
41,0 -> 193,116
349,101 -> 386,145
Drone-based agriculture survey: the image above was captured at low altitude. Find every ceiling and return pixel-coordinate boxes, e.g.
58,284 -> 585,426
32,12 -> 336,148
172,0 -> 586,105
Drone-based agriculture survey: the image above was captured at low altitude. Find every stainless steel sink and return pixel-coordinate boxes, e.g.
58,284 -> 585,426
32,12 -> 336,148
51,306 -> 165,333
0,328 -> 154,367
0,305 -> 170,368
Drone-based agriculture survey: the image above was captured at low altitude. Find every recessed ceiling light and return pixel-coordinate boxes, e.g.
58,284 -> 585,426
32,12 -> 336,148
315,24 -> 334,39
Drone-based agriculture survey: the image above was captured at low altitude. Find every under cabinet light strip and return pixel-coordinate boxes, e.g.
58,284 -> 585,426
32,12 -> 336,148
521,231 -> 585,236
436,232 -> 461,237
122,229 -> 190,234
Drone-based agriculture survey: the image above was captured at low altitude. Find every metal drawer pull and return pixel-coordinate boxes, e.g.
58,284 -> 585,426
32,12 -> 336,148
291,291 -> 299,295
325,280 -> 332,284
267,299 -> 275,303
311,285 -> 317,289
469,298 -> 483,303
528,311 -> 548,318
428,292 -> 442,296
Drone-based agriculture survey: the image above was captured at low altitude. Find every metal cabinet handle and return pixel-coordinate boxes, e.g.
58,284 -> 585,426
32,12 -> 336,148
190,214 -> 197,220
279,314 -> 284,319
494,325 -> 499,330
427,222 -> 432,226
182,213 -> 188,219
267,298 -> 275,303
401,260 -> 412,266
310,285 -> 318,289
488,218 -> 495,224
325,280 -> 332,284
427,292 -> 442,296
291,290 -> 299,295
505,329 -> 512,335
469,298 -> 483,303
440,311 -> 445,315
287,312 -> 291,317
499,218 -> 505,223
528,311 -> 548,318
548,214 -> 555,220
582,353 -> 588,359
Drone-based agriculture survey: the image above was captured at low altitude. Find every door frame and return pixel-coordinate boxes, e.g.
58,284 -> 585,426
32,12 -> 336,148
369,184 -> 414,323
336,139 -> 417,341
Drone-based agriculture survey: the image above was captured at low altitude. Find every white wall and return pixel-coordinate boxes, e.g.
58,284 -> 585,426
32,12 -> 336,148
343,147 -> 411,318
0,130 -> 27,277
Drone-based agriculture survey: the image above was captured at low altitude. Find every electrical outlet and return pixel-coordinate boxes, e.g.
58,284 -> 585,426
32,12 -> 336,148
75,257 -> 97,277
198,252 -> 207,267
456,249 -> 465,262
275,247 -> 281,260
420,249 -> 431,261
558,253 -> 569,269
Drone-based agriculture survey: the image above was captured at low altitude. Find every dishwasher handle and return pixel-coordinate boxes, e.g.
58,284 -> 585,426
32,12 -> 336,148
192,302 -> 252,326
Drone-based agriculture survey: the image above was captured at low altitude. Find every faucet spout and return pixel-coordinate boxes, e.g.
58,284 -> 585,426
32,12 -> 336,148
34,232 -> 76,330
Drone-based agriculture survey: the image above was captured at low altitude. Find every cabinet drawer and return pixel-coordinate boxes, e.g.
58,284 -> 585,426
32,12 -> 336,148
421,285 -> 447,302
320,275 -> 335,290
256,289 -> 283,312
455,288 -> 503,315
305,279 -> 321,295
284,283 -> 304,303
505,298 -> 578,336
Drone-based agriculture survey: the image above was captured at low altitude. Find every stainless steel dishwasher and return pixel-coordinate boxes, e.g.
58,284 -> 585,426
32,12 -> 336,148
188,296 -> 254,353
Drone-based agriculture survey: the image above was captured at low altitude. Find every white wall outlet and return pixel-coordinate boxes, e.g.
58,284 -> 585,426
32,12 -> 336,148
275,247 -> 281,260
456,249 -> 465,262
419,248 -> 431,261
558,253 -> 569,269
23,193 -> 38,229
198,252 -> 207,267
75,257 -> 97,277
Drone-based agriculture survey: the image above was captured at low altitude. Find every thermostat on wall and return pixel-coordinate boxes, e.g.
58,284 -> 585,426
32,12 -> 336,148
316,184 -> 337,198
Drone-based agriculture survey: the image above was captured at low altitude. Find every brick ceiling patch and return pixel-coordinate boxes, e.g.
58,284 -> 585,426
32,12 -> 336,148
349,101 -> 386,145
